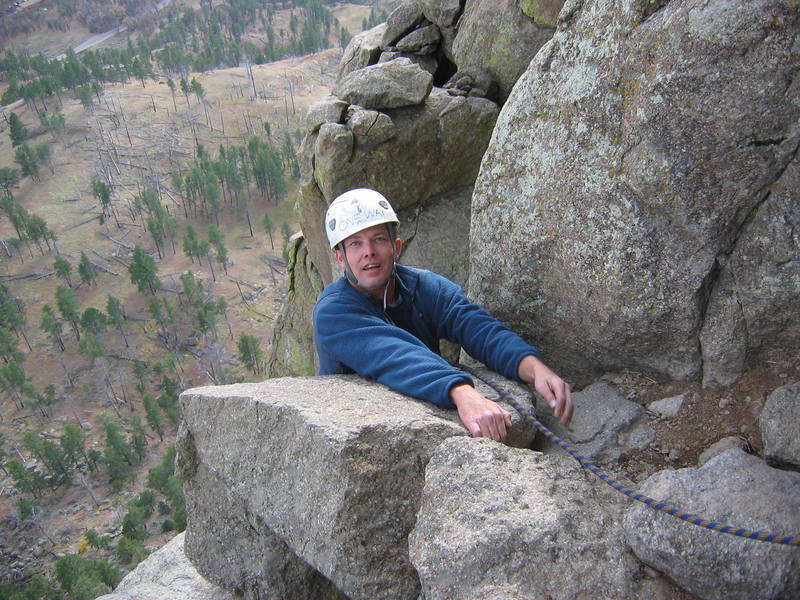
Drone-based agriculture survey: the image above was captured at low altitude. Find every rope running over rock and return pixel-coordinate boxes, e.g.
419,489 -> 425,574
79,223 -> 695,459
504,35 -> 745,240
461,365 -> 800,547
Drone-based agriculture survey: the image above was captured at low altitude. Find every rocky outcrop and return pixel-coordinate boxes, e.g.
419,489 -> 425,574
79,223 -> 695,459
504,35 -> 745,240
334,57 -> 433,108
267,0 -> 562,376
177,372 -> 536,600
450,0 -> 561,101
171,372 -> 800,600
302,85 -> 499,285
162,1 -> 800,598
469,0 -> 800,386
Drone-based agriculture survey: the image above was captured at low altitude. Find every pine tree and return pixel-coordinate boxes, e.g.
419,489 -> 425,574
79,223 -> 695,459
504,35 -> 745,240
32,383 -> 56,418
14,143 -> 40,181
262,213 -> 275,249
179,76 -> 190,106
128,246 -> 161,295
78,251 -> 96,286
0,281 -> 31,352
25,214 -> 53,254
40,304 -> 65,351
0,167 -> 20,199
54,255 -> 73,287
237,333 -> 264,376
106,295 -> 129,348
143,394 -> 164,441
207,224 -> 228,274
166,77 -> 177,111
60,424 -> 88,471
0,325 -> 23,364
79,307 -> 106,337
0,360 -> 37,410
182,225 -> 199,263
34,142 -> 54,175
91,178 -> 112,220
7,458 -> 45,496
99,418 -> 134,491
8,112 -> 28,147
23,431 -> 72,486
55,285 -> 81,341
130,415 -> 148,461
180,270 -> 203,308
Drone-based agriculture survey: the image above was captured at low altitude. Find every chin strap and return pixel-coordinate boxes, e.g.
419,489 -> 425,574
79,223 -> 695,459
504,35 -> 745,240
339,243 -> 360,286
383,260 -> 397,310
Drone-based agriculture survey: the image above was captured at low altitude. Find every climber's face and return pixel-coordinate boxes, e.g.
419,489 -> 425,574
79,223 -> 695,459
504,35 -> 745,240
335,224 -> 402,297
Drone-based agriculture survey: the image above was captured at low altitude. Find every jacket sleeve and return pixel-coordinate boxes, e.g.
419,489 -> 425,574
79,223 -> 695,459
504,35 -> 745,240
418,272 -> 540,382
313,292 -> 471,408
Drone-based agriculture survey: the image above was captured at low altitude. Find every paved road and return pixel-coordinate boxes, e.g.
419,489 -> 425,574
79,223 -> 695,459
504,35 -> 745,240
54,0 -> 174,59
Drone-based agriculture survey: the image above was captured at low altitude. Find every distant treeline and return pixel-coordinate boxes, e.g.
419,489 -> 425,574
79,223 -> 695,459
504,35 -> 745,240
0,0 -> 389,108
0,0 -> 162,49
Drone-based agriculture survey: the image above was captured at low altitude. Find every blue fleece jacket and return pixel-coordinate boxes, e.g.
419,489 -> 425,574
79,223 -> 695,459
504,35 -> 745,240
313,265 -> 539,408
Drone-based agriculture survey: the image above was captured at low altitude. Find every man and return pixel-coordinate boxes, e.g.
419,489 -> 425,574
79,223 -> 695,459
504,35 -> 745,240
313,188 -> 572,443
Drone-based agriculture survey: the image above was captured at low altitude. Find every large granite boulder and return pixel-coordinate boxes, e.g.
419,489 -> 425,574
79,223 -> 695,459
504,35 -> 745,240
469,0 -> 800,386
700,158 -> 800,385
333,57 -> 434,110
396,185 -> 473,288
177,373 -> 537,600
337,23 -> 386,80
409,437 -> 686,600
623,449 -> 800,600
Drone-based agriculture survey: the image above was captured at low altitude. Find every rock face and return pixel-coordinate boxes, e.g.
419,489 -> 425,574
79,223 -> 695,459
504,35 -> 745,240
265,235 -> 323,377
94,533 -> 234,600
469,0 -> 800,386
451,0 -> 560,101
623,449 -> 800,600
177,373 -> 537,600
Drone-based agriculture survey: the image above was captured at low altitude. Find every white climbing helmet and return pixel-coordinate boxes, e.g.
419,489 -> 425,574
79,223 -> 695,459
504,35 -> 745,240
325,188 -> 399,250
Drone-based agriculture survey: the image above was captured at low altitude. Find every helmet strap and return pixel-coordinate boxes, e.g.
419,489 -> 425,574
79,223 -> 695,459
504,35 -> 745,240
338,243 -> 360,286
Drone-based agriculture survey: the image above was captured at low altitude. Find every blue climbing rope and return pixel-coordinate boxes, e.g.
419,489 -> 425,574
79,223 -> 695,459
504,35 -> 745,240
462,365 -> 800,547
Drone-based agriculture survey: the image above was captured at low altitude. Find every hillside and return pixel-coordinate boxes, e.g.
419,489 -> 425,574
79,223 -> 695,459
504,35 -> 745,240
0,1 -> 376,595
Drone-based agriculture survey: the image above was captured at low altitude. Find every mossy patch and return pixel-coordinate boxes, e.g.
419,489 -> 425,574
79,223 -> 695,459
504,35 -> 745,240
519,0 -> 564,29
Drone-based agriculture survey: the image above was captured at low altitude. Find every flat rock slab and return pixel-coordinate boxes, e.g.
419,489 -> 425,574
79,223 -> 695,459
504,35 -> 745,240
178,373 -> 536,600
624,449 -> 800,600
535,381 -> 654,463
